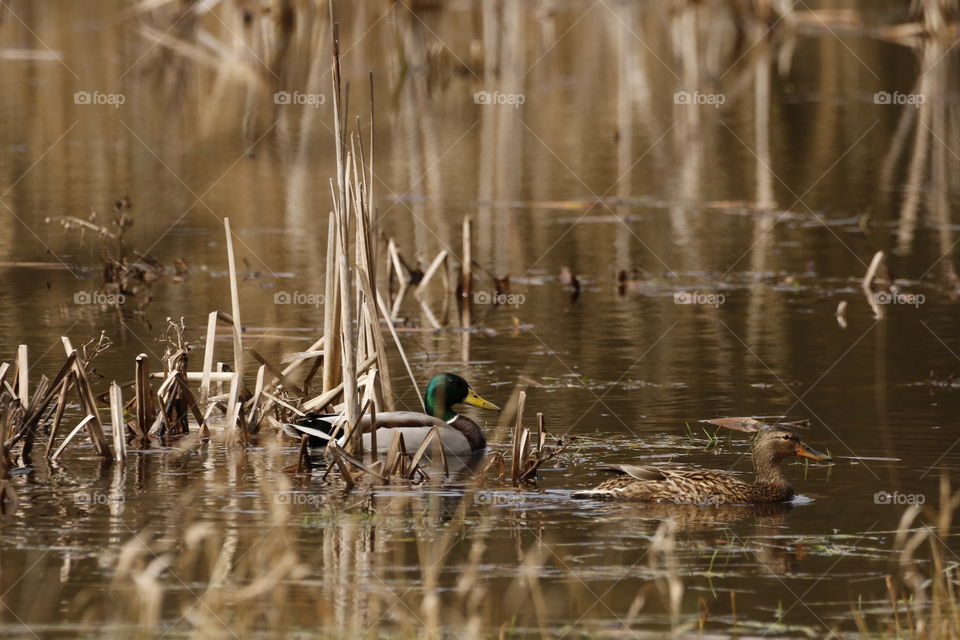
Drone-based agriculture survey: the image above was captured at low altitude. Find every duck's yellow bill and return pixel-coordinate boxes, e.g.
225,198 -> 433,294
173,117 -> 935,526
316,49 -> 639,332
796,443 -> 831,463
463,389 -> 500,411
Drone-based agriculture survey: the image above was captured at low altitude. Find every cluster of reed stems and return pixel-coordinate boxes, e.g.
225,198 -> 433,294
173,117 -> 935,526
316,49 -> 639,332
853,476 -> 960,639
0,7 -> 565,502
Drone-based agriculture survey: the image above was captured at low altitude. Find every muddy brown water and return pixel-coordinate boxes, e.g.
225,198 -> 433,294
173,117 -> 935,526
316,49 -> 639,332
1,1 -> 959,637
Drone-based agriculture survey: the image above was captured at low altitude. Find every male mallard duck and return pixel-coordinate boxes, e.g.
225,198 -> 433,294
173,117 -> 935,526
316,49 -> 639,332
283,373 -> 499,457
574,427 -> 831,503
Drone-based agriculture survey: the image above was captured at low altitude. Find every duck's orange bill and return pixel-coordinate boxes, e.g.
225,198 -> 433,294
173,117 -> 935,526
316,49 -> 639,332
796,443 -> 832,462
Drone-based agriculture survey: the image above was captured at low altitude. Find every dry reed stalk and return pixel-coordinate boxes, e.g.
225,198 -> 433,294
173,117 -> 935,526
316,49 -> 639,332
296,434 -> 311,473
536,412 -> 546,450
352,197 -> 394,410
172,374 -> 207,433
11,350 -> 76,461
148,373 -> 176,438
322,211 -> 341,394
406,427 -> 441,478
225,372 -> 243,445
414,251 -> 447,329
328,444 -> 355,489
250,349 -> 304,396
885,575 -> 902,634
44,370 -> 74,457
245,364 -> 267,432
301,353 -> 377,412
154,371 -> 234,382
328,443 -> 386,481
461,216 -> 472,297
862,250 -> 885,320
367,373 -> 378,459
511,390 -> 526,483
386,238 -> 411,316
335,206 -> 360,455
223,218 -> 244,377
279,337 -> 324,373
418,251 -> 449,291
16,344 -> 27,407
432,430 -> 448,475
862,250 -> 885,286
133,354 -> 151,439
51,415 -> 96,461
109,382 -> 127,463
13,377 -> 47,464
376,292 -> 424,411
61,338 -> 111,458
200,311 -> 217,402
261,392 -> 305,418
385,429 -> 407,476
216,362 -> 226,396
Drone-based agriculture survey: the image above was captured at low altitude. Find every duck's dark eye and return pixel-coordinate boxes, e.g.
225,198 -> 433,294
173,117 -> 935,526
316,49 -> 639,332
782,435 -> 791,440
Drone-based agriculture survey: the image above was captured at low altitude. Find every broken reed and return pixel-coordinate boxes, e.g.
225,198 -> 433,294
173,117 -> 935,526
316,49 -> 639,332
0,330 -> 562,498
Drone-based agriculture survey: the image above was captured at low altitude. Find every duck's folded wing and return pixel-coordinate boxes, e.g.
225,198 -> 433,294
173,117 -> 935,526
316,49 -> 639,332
356,411 -> 449,431
362,425 -> 472,456
283,411 -> 446,439
600,464 -> 668,481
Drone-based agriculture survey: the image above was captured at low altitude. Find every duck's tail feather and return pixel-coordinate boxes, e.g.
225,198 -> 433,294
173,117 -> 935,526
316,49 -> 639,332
281,413 -> 340,447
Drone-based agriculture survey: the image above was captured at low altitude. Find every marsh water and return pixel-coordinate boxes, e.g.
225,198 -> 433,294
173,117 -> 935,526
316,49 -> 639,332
2,0 -> 960,637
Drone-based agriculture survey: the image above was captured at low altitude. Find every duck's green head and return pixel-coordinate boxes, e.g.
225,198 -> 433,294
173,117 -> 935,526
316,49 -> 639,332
424,373 -> 500,421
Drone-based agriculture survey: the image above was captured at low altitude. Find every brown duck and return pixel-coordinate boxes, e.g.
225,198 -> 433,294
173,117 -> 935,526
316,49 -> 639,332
575,428 -> 831,504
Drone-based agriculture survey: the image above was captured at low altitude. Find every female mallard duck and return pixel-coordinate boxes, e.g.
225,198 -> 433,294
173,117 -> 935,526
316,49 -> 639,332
283,373 -> 499,457
575,428 -> 831,504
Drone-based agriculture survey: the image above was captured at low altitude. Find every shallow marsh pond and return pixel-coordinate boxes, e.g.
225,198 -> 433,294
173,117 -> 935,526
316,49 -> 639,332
1,1 -> 960,637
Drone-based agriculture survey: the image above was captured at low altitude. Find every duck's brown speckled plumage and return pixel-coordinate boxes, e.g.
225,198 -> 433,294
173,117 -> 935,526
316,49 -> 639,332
576,428 -> 830,504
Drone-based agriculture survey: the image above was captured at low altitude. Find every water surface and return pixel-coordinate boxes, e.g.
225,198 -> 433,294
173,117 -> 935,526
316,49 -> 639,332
1,1 -> 959,637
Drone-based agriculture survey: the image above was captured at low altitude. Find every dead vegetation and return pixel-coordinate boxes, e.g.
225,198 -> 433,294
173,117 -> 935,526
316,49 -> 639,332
46,197 -> 182,318
0,8 -> 566,516
855,476 -> 960,639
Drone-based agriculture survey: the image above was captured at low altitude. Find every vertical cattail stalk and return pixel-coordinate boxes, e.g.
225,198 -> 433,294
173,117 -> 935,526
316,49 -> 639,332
460,216 -> 472,298
200,311 -> 217,403
322,211 -> 341,394
511,390 -> 526,483
224,218 -> 244,377
109,382 -> 126,463
133,354 -> 151,439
